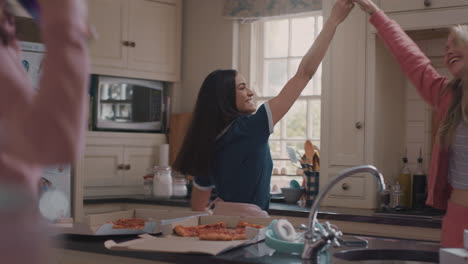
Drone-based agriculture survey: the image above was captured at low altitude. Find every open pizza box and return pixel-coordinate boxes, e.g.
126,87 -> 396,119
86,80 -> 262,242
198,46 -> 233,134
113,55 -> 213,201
104,215 -> 272,255
62,208 -> 207,236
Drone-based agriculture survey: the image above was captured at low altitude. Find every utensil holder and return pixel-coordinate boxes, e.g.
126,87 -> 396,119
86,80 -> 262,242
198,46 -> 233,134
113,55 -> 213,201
304,169 -> 319,207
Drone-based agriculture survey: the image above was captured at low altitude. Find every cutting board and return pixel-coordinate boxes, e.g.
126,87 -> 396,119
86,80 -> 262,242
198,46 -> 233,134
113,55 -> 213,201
169,113 -> 192,166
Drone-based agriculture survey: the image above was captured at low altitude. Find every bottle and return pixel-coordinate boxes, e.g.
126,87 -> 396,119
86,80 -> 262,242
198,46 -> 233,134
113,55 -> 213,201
153,166 -> 172,199
398,151 -> 412,209
390,182 -> 404,210
412,149 -> 427,210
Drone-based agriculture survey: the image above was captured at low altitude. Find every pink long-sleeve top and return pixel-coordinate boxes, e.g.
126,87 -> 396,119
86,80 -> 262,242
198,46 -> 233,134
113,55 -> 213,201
370,11 -> 452,209
0,0 -> 89,197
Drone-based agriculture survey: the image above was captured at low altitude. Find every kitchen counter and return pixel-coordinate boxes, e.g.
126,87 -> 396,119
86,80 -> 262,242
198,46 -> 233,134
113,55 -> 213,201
54,233 -> 440,264
84,196 -> 444,229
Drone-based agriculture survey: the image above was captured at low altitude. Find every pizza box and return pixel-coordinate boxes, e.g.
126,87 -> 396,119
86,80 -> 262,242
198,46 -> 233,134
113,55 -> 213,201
62,208 -> 207,236
104,215 -> 272,255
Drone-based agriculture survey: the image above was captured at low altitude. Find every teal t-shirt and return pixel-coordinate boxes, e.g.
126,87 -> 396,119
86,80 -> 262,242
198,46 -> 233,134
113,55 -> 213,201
194,103 -> 274,210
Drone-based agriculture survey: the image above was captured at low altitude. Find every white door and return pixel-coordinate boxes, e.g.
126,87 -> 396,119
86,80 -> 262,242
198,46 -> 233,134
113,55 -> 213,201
327,10 -> 367,166
123,146 -> 156,186
88,0 -> 129,69
83,145 -> 124,187
127,0 -> 178,77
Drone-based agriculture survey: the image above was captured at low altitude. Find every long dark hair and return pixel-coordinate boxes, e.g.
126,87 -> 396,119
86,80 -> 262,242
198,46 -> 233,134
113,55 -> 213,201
173,69 -> 241,178
0,1 -> 15,45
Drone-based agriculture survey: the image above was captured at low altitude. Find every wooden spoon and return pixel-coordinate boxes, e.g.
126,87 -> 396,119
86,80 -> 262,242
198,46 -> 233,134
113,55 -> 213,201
304,140 -> 315,168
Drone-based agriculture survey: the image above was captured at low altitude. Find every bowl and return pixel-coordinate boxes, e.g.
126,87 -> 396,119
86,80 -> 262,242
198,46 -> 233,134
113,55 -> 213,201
281,187 -> 304,204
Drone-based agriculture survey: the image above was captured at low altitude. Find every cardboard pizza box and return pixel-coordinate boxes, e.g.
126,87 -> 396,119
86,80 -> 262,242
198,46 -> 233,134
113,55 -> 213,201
62,209 -> 207,236
104,215 -> 272,255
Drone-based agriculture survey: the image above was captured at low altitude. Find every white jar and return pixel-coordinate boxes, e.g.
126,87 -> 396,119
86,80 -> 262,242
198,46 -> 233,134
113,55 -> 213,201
172,176 -> 187,198
153,166 -> 172,199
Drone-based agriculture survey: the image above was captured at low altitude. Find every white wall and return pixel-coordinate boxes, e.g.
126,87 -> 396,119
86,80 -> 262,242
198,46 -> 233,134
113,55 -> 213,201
174,0 -> 236,113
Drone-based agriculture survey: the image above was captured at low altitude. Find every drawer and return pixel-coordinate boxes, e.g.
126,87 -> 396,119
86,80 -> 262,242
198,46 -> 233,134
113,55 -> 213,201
380,0 -> 468,13
328,175 -> 366,199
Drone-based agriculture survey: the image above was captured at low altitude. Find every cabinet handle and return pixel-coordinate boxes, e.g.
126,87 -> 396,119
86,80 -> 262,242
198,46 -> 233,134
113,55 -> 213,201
424,0 -> 431,7
342,183 -> 350,191
117,164 -> 125,170
129,42 -> 136,48
355,122 -> 363,130
122,41 -> 130,46
124,164 -> 131,170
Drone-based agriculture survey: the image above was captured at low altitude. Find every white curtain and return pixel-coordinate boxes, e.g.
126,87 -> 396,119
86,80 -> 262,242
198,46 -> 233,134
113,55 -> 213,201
223,0 -> 321,19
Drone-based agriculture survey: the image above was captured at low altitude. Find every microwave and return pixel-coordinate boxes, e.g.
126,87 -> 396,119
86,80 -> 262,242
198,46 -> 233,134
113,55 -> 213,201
90,75 -> 166,132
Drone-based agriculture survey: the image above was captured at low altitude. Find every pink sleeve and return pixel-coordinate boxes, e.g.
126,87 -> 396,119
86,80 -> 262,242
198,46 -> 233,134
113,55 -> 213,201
369,11 -> 448,108
0,0 -> 89,165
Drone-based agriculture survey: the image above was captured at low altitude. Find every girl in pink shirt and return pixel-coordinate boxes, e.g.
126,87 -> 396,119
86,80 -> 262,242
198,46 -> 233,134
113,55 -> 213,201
0,0 -> 89,263
353,0 -> 468,248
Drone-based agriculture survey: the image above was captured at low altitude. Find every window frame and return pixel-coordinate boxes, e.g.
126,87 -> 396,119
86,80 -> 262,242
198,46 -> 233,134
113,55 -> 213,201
236,11 -> 323,163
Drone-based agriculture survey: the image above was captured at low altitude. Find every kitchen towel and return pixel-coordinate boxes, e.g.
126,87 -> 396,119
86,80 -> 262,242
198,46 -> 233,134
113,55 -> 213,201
159,144 -> 169,167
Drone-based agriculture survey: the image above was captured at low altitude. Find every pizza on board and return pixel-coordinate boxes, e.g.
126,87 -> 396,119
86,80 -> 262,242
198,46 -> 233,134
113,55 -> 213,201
173,221 -> 265,241
112,218 -> 146,229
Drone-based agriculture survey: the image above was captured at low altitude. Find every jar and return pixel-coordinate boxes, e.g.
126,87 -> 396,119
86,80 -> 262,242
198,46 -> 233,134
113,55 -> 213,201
153,166 -> 172,199
143,171 -> 154,199
172,176 -> 187,198
390,182 -> 404,210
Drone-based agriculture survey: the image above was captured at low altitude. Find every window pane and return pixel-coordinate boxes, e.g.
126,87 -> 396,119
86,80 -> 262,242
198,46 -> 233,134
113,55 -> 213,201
285,100 -> 307,138
263,59 -> 287,96
269,140 -> 281,159
308,100 -> 321,140
291,17 -> 315,57
264,19 -> 289,58
288,58 -> 315,96
286,141 -> 306,160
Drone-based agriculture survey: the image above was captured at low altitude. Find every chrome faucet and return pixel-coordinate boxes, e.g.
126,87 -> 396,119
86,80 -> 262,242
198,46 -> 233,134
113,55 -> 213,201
301,165 -> 386,261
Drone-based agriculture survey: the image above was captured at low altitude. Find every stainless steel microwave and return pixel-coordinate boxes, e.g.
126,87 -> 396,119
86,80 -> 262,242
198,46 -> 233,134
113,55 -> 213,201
91,75 -> 166,132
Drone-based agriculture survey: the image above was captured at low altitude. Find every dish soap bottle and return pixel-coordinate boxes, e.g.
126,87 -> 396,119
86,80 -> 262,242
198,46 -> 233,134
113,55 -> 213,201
412,149 -> 427,210
398,151 -> 412,209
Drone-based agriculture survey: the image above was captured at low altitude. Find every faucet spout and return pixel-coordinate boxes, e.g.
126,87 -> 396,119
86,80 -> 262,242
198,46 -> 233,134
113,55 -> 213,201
301,165 -> 386,260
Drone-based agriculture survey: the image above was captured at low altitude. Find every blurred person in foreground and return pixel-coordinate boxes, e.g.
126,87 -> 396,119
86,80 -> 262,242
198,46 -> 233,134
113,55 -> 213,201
0,0 -> 89,263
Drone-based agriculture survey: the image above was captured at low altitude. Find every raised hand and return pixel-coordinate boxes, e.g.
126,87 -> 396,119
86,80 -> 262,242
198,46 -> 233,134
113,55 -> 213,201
329,0 -> 355,25
352,0 -> 380,15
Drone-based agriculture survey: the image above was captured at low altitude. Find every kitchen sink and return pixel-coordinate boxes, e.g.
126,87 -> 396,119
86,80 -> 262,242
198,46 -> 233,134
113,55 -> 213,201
333,249 -> 438,263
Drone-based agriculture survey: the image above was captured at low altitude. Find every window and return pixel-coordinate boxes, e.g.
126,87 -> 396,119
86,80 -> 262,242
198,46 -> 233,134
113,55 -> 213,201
248,12 -> 323,188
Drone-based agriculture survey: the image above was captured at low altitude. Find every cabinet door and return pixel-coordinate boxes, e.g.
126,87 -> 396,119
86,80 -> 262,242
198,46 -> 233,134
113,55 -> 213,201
123,146 -> 156,186
88,0 -> 129,69
127,0 -> 180,80
83,146 -> 124,187
380,0 -> 468,13
327,10 -> 366,166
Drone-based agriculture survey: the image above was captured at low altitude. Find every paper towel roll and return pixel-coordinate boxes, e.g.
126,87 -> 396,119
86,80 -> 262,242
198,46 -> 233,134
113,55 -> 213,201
159,144 -> 169,167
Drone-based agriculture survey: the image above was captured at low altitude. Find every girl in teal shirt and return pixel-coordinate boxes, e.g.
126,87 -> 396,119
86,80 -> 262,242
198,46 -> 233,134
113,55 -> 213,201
174,0 -> 354,213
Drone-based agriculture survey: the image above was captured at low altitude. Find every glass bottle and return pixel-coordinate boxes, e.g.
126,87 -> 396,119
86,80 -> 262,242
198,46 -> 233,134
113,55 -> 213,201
412,149 -> 427,210
398,151 -> 412,209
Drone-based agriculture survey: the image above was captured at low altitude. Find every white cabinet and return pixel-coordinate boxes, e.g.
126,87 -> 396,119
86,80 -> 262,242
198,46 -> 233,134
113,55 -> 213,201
76,131 -> 167,197
88,0 -> 182,82
375,0 -> 468,30
324,8 -> 367,167
379,0 -> 468,13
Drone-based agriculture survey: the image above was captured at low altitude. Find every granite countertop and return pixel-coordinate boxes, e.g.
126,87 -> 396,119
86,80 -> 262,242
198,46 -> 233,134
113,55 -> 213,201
84,196 -> 444,229
55,233 -> 440,264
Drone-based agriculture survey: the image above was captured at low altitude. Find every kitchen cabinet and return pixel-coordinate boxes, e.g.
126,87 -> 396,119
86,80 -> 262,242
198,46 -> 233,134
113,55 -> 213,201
76,131 -> 167,197
88,0 -> 182,82
374,0 -> 468,31
379,0 -> 468,13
